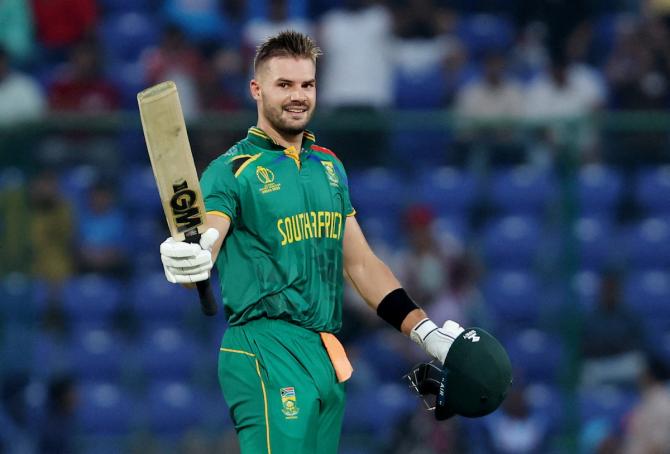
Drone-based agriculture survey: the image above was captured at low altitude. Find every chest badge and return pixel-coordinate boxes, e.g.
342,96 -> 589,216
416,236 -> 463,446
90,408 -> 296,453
256,166 -> 281,194
321,161 -> 339,187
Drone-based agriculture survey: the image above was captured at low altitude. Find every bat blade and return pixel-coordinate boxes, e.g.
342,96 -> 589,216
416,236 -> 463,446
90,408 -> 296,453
138,81 -> 217,316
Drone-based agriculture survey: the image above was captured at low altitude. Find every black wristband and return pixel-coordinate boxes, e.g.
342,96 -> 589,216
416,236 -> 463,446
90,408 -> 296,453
376,288 -> 419,331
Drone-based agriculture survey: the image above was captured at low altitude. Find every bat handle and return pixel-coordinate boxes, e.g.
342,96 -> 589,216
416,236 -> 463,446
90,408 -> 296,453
184,231 -> 218,317
196,279 -> 218,316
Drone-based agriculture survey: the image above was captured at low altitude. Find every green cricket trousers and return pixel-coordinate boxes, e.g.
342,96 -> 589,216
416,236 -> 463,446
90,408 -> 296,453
218,318 -> 346,454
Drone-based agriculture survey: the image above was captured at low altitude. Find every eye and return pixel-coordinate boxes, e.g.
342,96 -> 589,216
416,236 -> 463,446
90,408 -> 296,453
278,82 -> 289,88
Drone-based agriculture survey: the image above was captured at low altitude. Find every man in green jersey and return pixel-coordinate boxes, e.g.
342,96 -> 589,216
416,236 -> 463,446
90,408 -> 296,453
159,31 -> 467,453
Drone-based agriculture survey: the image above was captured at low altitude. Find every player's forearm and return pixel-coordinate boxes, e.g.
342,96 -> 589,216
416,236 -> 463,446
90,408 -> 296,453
344,255 -> 427,335
345,254 -> 401,309
205,213 -> 231,262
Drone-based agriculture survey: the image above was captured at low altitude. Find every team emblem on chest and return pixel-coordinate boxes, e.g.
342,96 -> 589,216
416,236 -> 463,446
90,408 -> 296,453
280,387 -> 300,419
321,161 -> 339,187
256,166 -> 281,194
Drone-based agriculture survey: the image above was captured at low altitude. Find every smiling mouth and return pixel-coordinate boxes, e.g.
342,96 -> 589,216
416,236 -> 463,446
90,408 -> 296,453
284,106 -> 308,114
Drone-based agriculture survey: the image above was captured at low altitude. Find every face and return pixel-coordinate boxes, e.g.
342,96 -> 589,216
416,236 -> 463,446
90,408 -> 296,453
251,57 -> 316,136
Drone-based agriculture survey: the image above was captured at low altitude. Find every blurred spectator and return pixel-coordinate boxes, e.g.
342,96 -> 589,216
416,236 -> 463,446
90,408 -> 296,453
581,272 -> 645,388
622,356 -> 670,454
318,0 -> 394,164
431,254 -> 491,330
32,0 -> 97,52
143,25 -> 203,119
0,374 -> 36,453
391,1 -> 456,109
525,54 -> 605,120
162,0 -> 246,48
77,181 -> 128,276
481,384 -> 551,454
0,46 -> 46,125
29,170 -> 75,283
48,40 -> 120,112
455,52 -> 524,120
242,0 -> 313,56
0,169 -> 30,274
0,0 -> 33,63
38,376 -> 77,453
606,19 -> 670,110
510,22 -> 550,82
319,0 -> 393,109
394,206 -> 451,306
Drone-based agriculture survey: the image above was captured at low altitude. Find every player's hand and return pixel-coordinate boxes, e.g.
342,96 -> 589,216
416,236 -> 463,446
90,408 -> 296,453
160,228 -> 219,284
410,319 -> 465,364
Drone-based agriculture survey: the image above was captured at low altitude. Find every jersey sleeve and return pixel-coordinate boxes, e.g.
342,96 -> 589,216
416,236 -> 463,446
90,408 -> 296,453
200,159 -> 239,224
333,159 -> 356,217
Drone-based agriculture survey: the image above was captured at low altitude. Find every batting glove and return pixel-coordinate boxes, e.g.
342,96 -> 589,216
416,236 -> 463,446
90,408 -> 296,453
410,319 -> 465,364
160,228 -> 219,284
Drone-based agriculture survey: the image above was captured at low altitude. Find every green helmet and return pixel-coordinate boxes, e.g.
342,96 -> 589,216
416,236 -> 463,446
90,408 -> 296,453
406,327 -> 513,420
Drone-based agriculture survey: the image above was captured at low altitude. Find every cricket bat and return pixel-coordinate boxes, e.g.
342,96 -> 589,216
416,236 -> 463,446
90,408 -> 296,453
137,81 -> 218,316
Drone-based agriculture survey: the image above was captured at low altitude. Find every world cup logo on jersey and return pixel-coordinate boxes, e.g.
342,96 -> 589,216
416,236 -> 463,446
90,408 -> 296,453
256,166 -> 281,194
256,166 -> 275,184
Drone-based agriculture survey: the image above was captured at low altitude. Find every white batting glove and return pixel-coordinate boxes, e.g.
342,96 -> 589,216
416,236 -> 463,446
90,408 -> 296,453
160,228 -> 219,284
410,318 -> 465,364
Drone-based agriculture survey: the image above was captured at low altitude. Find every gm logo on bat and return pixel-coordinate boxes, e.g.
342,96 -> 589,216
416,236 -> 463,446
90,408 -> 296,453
170,180 -> 202,232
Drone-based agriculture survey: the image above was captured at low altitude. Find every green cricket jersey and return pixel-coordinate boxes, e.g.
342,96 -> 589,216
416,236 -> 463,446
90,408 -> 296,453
200,127 -> 355,333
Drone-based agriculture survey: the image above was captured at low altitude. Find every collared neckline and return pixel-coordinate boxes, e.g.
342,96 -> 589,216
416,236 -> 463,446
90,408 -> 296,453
247,126 -> 316,152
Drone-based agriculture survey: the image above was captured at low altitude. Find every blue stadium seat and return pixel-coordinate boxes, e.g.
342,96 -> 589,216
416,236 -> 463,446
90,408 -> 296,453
489,166 -> 555,215
503,329 -> 563,383
573,217 -> 615,270
0,274 -> 48,322
129,272 -> 193,325
433,215 -> 469,244
99,12 -> 160,62
121,166 -> 162,214
146,381 -> 202,435
343,384 -> 416,440
571,271 -> 601,312
62,275 -> 123,326
625,218 -> 670,269
415,167 -> 478,215
135,326 -> 200,380
358,215 -> 402,247
635,166 -> 670,214
578,164 -> 622,216
59,165 -> 99,215
108,61 -> 147,109
482,216 -> 540,268
349,168 -> 406,218
623,270 -> 670,327
579,386 -> 636,426
457,14 -> 515,57
69,328 -> 126,381
483,270 -> 539,329
77,382 -> 136,435
394,66 -> 447,110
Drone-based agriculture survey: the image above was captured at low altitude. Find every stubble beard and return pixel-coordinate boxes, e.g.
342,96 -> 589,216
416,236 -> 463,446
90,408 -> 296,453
263,98 -> 314,136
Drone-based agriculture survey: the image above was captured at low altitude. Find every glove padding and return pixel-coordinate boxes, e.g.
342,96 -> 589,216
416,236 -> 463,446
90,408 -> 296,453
160,228 -> 219,284
410,319 -> 465,364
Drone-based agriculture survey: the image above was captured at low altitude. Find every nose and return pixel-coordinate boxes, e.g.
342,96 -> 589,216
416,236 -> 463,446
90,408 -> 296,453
289,87 -> 307,102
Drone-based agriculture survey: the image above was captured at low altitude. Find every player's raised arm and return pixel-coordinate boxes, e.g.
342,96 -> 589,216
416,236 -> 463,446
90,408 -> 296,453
343,216 -> 465,364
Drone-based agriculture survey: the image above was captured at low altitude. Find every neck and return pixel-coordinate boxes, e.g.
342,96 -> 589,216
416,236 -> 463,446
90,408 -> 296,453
257,118 -> 303,150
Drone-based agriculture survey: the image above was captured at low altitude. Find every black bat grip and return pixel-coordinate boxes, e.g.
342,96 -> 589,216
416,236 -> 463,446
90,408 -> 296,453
184,230 -> 218,316
196,279 -> 218,316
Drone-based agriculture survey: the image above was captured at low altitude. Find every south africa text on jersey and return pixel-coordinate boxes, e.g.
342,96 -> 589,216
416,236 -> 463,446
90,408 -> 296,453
277,211 -> 344,246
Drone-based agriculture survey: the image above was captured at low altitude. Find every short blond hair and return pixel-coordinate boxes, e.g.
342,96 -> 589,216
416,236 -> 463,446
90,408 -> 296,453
254,30 -> 322,73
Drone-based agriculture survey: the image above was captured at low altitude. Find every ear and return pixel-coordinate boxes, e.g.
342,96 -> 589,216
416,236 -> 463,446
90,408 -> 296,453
250,79 -> 261,101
